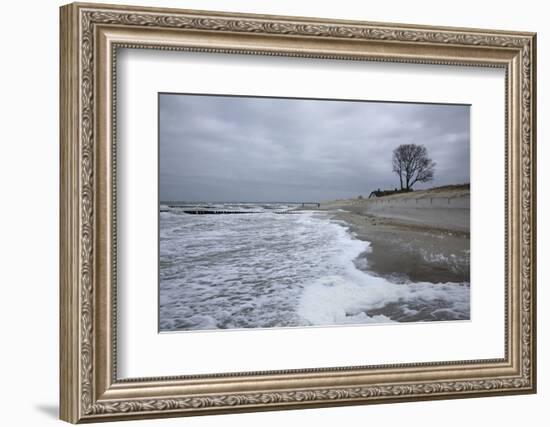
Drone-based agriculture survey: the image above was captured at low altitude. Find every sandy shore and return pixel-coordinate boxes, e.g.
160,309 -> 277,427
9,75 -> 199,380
312,187 -> 470,284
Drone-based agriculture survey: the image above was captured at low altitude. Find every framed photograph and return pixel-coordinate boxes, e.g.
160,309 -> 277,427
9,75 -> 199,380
60,2 -> 537,423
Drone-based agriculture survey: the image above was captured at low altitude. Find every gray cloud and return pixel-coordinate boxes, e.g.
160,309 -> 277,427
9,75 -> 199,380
160,94 -> 469,202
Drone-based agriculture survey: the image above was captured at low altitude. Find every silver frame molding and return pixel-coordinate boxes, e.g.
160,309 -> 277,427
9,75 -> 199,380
60,2 -> 536,423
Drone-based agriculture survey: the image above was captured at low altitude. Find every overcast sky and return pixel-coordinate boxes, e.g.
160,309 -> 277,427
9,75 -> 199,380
160,94 -> 469,202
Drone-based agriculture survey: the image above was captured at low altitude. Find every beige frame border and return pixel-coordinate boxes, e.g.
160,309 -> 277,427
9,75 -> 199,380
60,2 -> 536,423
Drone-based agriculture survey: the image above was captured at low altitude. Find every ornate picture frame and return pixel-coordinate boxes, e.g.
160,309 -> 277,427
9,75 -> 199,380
60,2 -> 536,423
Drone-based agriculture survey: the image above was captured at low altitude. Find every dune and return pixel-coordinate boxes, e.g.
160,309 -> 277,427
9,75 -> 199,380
320,185 -> 470,234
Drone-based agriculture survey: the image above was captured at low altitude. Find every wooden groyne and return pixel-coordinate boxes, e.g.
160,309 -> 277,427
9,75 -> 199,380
176,209 -> 310,215
163,203 -> 321,215
178,209 -> 262,215
163,205 -> 321,215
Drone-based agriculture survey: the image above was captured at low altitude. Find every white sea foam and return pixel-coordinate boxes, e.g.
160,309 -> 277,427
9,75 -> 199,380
159,204 -> 470,331
298,275 -> 470,325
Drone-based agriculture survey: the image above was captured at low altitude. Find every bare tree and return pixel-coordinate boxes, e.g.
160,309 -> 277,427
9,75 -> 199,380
392,144 -> 436,190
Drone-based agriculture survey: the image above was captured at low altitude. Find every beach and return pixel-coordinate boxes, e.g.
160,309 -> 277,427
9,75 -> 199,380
314,186 -> 470,285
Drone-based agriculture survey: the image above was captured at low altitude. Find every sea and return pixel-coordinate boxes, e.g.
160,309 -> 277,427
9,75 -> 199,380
159,202 -> 470,332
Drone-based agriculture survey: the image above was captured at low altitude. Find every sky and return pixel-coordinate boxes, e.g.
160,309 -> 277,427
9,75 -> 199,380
159,93 -> 470,202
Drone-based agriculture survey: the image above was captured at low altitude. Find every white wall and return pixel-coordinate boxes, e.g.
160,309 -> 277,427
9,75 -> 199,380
0,0 -> 545,426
